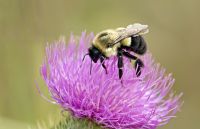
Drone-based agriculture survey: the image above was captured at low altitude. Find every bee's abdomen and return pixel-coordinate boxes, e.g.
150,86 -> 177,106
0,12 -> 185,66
130,36 -> 147,55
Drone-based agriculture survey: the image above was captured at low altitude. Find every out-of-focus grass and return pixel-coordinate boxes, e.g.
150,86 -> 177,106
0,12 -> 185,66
0,117 -> 29,129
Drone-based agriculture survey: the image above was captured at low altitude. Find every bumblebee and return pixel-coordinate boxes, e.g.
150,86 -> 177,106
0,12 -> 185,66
84,23 -> 149,79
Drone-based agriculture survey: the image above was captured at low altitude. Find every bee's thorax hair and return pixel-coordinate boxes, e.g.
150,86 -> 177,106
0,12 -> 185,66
92,29 -> 121,57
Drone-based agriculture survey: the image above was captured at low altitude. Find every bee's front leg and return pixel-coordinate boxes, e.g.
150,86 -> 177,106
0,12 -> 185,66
100,56 -> 108,74
117,49 -> 124,79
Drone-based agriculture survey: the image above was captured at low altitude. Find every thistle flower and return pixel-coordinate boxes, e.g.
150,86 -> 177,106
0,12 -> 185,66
40,32 -> 182,129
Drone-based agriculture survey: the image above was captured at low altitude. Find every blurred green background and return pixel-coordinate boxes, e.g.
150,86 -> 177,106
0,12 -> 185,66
0,0 -> 199,129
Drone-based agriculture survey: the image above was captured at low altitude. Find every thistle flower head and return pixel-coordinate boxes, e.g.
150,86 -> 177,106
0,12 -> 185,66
40,32 -> 182,129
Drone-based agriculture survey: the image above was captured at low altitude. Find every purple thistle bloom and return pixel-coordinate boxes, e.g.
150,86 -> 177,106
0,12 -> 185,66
40,32 -> 182,129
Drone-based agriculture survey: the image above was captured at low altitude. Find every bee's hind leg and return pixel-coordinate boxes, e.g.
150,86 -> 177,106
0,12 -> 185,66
135,59 -> 144,77
122,50 -> 144,77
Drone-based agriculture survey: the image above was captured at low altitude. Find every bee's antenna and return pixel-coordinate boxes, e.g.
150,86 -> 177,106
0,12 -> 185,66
80,53 -> 89,68
82,53 -> 89,62
81,53 -> 93,74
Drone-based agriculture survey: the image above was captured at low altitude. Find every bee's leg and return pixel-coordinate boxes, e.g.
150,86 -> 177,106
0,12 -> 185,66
117,49 -> 124,79
135,59 -> 144,77
90,58 -> 93,74
100,56 -> 108,74
122,51 -> 137,60
122,51 -> 144,77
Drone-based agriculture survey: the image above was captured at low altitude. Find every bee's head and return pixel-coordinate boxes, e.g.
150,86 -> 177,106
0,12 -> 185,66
88,45 -> 101,63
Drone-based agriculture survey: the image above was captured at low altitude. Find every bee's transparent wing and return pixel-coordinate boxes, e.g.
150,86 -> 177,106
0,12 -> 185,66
113,23 -> 149,44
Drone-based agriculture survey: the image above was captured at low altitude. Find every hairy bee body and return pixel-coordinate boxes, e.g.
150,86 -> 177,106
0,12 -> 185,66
86,23 -> 149,78
121,36 -> 147,55
92,29 -> 120,57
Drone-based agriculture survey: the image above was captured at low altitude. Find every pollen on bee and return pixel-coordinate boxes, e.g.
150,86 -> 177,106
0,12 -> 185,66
104,47 -> 117,57
121,37 -> 131,46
